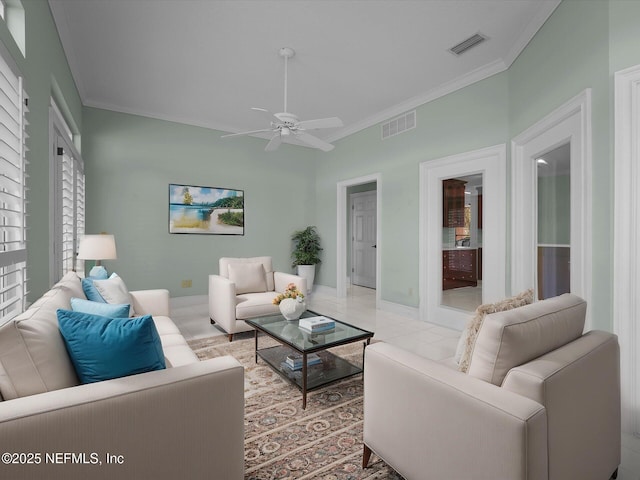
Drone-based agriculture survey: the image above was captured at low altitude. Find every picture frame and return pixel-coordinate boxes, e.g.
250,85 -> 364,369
169,183 -> 244,235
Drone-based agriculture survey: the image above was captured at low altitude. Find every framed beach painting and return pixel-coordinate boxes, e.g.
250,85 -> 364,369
169,183 -> 244,235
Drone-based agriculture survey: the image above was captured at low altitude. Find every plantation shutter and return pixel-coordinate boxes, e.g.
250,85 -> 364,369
0,48 -> 27,324
54,139 -> 84,280
75,159 -> 85,278
61,149 -> 74,274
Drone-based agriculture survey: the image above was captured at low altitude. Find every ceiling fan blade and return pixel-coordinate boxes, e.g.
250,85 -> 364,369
221,128 -> 273,139
251,107 -> 281,124
295,131 -> 335,152
264,133 -> 282,152
297,117 -> 344,130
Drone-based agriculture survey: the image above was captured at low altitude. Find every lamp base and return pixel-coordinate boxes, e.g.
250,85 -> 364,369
88,265 -> 108,280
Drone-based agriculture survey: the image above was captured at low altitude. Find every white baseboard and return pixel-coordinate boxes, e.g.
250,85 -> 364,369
311,285 -> 337,296
170,294 -> 207,308
378,299 -> 420,320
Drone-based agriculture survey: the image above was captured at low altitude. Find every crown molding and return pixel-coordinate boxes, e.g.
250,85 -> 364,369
502,0 -> 561,67
83,99 -> 244,135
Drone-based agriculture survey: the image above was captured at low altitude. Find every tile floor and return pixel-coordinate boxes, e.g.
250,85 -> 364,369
171,286 -> 640,480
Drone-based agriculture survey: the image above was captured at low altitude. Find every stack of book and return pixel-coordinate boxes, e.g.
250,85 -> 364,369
299,316 -> 335,333
284,353 -> 322,371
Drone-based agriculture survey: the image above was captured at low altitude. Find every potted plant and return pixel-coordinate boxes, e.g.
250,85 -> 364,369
291,226 -> 322,294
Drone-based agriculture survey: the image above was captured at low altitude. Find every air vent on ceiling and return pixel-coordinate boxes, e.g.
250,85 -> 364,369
382,110 -> 416,140
449,33 -> 487,56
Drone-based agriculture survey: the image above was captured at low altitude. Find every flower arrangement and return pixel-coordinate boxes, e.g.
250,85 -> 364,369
273,283 -> 305,305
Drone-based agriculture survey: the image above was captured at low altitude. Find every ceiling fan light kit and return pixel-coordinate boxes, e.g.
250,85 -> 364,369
221,47 -> 343,152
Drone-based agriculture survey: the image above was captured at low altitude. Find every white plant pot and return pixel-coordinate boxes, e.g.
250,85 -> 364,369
296,265 -> 316,294
279,298 -> 306,321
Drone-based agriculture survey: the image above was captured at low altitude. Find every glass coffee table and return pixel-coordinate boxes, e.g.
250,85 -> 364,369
245,310 -> 374,409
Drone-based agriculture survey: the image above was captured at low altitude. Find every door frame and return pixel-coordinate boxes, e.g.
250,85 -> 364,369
511,89 -> 592,329
349,190 -> 377,289
337,173 -> 381,304
614,64 -> 640,436
419,144 -> 507,330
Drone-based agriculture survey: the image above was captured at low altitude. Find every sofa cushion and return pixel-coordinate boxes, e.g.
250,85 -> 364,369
456,289 -> 534,373
220,256 -> 275,291
70,297 -> 130,318
152,316 -> 198,367
467,293 -> 586,386
228,262 -> 267,294
93,273 -> 135,316
0,284 -> 80,400
235,292 -> 280,319
57,310 -> 166,384
55,271 -> 87,299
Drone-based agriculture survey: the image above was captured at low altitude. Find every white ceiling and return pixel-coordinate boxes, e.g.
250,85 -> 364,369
48,0 -> 560,148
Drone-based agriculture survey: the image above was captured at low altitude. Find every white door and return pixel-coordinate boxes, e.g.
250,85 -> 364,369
351,191 -> 377,288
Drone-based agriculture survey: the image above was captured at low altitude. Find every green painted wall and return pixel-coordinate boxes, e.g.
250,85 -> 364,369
313,72 -> 509,307
82,107 -> 316,296
0,1 -> 82,301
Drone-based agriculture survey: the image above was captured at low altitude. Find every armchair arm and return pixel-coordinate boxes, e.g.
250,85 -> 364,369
209,274 -> 237,334
364,343 -> 547,480
0,357 -> 244,480
129,289 -> 170,317
274,271 -> 307,294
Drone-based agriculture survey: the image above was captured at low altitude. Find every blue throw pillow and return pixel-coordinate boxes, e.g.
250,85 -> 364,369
57,309 -> 166,384
81,277 -> 106,303
70,297 -> 130,318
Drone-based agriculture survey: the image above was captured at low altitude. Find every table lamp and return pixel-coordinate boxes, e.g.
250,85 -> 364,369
77,234 -> 117,279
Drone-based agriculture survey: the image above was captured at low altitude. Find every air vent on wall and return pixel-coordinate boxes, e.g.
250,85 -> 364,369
449,33 -> 487,56
382,110 -> 416,140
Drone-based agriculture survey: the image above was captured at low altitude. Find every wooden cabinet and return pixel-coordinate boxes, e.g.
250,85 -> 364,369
477,193 -> 483,229
442,249 -> 477,290
443,179 -> 467,227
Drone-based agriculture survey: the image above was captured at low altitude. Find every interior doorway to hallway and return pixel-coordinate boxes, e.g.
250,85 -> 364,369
336,174 -> 381,305
349,187 -> 377,289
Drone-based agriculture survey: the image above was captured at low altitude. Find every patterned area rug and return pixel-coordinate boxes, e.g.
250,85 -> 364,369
188,333 -> 403,480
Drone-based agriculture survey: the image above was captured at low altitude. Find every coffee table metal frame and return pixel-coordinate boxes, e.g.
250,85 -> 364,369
245,310 -> 373,409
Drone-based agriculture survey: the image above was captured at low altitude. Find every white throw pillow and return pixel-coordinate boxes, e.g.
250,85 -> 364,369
228,262 -> 267,294
93,273 -> 135,317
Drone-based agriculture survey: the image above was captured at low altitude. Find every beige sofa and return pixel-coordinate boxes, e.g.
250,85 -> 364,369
0,272 -> 244,480
209,256 -> 307,341
363,294 -> 620,480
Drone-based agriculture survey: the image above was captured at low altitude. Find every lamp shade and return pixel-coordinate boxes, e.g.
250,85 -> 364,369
77,234 -> 117,261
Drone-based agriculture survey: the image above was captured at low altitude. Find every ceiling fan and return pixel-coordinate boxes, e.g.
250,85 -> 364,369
221,47 -> 343,152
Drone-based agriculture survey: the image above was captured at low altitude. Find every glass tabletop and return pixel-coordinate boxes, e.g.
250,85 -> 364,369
245,310 -> 373,353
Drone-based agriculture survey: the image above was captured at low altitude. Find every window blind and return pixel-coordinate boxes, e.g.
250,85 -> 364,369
59,148 -> 84,278
0,49 -> 27,324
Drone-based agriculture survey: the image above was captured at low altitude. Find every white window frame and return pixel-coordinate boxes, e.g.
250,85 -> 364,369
511,89 -> 592,329
49,100 -> 84,283
0,43 -> 27,325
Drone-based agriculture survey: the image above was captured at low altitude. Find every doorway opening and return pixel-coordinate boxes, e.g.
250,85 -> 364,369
420,145 -> 506,331
336,174 -> 381,306
349,185 -> 377,290
441,173 -> 483,311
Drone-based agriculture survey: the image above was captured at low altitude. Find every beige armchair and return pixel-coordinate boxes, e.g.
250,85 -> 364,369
209,256 -> 307,341
363,294 -> 620,480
